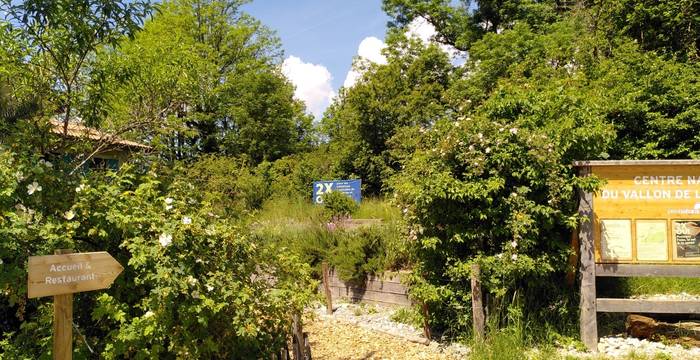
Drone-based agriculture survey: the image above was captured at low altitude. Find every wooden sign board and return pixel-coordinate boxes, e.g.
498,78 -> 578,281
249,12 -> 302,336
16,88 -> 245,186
587,161 -> 700,264
28,251 -> 123,298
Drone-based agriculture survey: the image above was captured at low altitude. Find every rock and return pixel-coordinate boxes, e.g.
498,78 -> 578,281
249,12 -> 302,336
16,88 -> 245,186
626,314 -> 658,339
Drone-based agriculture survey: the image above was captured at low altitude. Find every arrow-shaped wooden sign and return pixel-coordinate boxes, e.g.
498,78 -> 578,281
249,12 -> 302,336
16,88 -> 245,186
28,251 -> 123,299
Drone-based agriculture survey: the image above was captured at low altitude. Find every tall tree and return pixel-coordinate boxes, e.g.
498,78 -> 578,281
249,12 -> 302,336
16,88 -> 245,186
94,0 -> 314,162
323,35 -> 453,194
382,0 -> 563,51
0,0 -> 153,133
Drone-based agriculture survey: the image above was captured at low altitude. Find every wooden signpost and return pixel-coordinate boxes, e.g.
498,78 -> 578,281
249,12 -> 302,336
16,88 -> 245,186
576,160 -> 700,351
28,250 -> 123,360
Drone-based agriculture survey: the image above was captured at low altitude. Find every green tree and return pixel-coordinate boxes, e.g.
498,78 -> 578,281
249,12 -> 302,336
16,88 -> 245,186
370,1 -> 700,339
0,0 -> 153,133
382,0 -> 563,51
323,35 -> 453,194
594,0 -> 700,61
94,0 -> 314,162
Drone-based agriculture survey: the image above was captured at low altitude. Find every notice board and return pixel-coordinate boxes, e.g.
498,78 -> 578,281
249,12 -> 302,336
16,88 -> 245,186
589,161 -> 700,264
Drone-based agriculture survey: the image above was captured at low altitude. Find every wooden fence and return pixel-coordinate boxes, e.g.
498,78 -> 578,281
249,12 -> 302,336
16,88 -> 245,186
325,269 -> 411,307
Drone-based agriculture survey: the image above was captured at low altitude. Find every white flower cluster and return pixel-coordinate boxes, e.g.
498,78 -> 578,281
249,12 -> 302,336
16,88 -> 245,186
27,181 -> 42,195
165,197 -> 174,210
159,233 -> 172,247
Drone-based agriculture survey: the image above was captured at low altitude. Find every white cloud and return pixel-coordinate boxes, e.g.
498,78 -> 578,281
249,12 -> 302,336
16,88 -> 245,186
282,56 -> 335,119
343,36 -> 387,88
357,37 -> 388,65
406,17 -> 437,44
407,17 -> 465,60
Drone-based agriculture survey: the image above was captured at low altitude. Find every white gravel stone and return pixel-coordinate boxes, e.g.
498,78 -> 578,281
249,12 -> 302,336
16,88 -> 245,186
312,301 -> 700,359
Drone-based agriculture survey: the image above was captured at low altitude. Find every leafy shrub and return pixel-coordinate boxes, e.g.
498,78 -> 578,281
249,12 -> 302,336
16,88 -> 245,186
184,155 -> 269,217
250,197 -> 409,281
329,226 -> 387,281
0,149 -> 315,358
391,116 -> 602,337
390,307 -> 423,329
321,191 -> 359,219
264,146 -> 342,200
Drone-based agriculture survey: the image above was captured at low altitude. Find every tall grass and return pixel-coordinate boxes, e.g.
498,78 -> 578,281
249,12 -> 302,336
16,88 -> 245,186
355,197 -> 401,221
248,196 -> 408,279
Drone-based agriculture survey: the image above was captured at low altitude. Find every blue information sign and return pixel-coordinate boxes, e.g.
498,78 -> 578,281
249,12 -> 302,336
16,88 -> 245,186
313,179 -> 362,204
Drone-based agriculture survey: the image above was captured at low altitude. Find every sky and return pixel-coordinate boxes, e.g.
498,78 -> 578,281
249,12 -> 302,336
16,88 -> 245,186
242,1 -> 462,120
241,0 -> 391,119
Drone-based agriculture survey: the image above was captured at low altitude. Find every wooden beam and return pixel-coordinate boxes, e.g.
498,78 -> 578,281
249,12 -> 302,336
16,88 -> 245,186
53,249 -> 74,360
471,264 -> 485,341
597,299 -> 700,314
578,166 -> 598,352
595,264 -> 700,278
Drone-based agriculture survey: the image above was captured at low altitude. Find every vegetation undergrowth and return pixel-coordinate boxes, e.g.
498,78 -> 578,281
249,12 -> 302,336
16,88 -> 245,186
598,277 -> 700,298
249,195 -> 408,281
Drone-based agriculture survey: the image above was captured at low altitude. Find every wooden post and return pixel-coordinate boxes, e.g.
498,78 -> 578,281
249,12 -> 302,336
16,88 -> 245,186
421,302 -> 431,340
321,262 -> 333,315
471,264 -> 485,341
53,249 -> 74,360
292,313 -> 306,360
578,166 -> 598,352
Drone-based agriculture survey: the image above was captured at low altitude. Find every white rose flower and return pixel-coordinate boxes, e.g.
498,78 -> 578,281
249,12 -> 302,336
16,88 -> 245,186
144,310 -> 155,318
511,254 -> 518,261
182,216 -> 192,225
164,197 -> 174,205
510,128 -> 518,135
485,147 -> 491,154
158,233 -> 172,247
64,210 -> 75,220
206,284 -> 214,292
186,276 -> 198,286
27,182 -> 42,195
510,241 -> 518,248
75,184 -> 86,193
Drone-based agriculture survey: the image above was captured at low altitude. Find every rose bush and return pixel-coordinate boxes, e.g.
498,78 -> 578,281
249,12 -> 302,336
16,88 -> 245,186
391,116 -> 602,337
0,147 -> 315,358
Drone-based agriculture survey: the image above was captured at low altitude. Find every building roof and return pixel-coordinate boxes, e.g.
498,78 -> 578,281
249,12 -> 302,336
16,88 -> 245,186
50,119 -> 151,150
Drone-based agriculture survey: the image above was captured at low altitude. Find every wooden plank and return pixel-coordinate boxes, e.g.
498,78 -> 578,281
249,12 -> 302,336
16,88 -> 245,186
329,282 -> 408,295
596,264 -> 700,278
574,160 -> 700,167
335,288 -> 412,306
596,299 -> 700,314
328,270 -> 404,284
53,249 -> 74,360
28,251 -> 124,298
291,313 -> 306,360
327,274 -> 408,293
471,264 -> 485,341
578,166 -> 599,352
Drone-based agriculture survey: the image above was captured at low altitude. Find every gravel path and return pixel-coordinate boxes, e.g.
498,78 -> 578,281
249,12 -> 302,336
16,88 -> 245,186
306,302 -> 469,359
305,318 -> 459,360
305,301 -> 700,359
